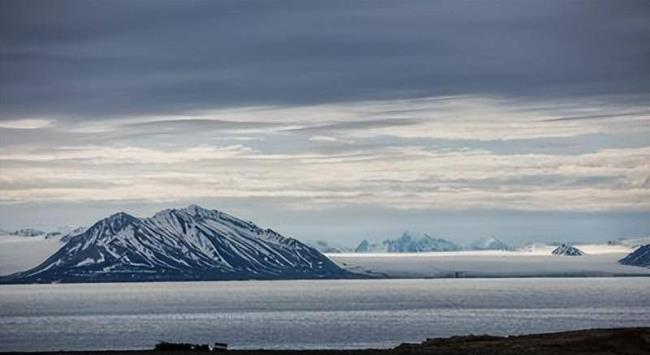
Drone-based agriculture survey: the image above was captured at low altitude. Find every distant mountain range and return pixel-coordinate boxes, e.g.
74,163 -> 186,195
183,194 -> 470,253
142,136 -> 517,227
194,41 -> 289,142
1,205 -> 352,284
1,226 -> 86,241
355,232 -> 462,253
1,228 -> 47,237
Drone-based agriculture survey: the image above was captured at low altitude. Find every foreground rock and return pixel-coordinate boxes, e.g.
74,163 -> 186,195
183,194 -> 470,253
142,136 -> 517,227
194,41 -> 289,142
394,327 -> 650,355
619,244 -> 650,268
2,328 -> 648,354
1,205 -> 352,284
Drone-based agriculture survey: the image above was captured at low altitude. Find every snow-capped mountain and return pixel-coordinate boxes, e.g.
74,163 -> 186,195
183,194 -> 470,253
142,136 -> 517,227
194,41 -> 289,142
1,205 -> 352,283
305,240 -> 350,253
551,244 -> 585,256
469,237 -> 512,251
619,245 -> 650,268
355,232 -> 461,253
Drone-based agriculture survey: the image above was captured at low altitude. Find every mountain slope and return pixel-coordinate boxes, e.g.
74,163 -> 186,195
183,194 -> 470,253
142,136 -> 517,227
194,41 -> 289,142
306,240 -> 350,253
552,244 -> 585,256
619,245 -> 650,268
1,205 -> 352,283
44,226 -> 87,241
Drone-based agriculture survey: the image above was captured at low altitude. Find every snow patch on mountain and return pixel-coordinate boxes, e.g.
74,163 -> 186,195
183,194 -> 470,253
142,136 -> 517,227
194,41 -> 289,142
552,244 -> 585,256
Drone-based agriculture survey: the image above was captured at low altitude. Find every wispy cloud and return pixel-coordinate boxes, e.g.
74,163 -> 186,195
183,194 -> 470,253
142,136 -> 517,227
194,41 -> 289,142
0,119 -> 53,129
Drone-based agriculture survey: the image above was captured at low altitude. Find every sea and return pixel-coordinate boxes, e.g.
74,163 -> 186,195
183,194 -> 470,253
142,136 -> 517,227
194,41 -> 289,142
1,277 -> 649,351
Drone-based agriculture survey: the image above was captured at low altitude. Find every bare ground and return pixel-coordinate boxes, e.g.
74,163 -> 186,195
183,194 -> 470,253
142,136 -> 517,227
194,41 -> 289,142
2,328 -> 649,355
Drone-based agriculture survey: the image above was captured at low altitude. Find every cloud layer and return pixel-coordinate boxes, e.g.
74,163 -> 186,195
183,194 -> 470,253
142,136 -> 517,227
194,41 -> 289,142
0,1 -> 647,241
0,1 -> 647,120
1,96 -> 648,215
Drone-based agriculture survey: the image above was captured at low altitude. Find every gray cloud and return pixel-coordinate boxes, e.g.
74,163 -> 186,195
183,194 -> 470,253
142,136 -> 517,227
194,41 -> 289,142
541,111 -> 650,122
1,0 -> 647,121
0,1 -> 648,243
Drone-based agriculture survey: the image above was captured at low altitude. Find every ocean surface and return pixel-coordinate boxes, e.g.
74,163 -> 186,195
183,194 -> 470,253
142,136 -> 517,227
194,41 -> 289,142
1,278 -> 649,351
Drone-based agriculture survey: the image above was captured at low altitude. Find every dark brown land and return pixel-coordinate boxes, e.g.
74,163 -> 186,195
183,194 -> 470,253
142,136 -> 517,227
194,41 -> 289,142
3,328 -> 649,355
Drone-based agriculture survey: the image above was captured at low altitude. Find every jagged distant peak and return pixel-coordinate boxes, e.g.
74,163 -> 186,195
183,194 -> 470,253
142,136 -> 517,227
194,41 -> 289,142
355,232 -> 461,253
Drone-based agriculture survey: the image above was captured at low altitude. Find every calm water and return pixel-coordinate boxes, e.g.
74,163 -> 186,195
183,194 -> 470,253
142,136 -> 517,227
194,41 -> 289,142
1,278 -> 649,351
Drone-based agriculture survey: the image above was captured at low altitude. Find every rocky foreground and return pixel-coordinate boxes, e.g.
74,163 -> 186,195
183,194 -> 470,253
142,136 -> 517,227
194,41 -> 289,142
2,328 -> 648,355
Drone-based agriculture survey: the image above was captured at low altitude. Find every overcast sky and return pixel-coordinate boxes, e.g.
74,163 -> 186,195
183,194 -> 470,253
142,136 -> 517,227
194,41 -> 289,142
0,0 -> 648,245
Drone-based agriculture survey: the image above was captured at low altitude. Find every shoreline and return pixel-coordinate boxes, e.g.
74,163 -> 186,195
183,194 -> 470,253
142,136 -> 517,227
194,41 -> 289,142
2,274 -> 650,286
1,328 -> 649,355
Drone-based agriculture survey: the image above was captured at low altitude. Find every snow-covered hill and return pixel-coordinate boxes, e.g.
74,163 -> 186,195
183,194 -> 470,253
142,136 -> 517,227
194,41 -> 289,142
355,232 -> 461,253
552,244 -> 585,256
619,245 -> 650,268
1,205 -> 351,283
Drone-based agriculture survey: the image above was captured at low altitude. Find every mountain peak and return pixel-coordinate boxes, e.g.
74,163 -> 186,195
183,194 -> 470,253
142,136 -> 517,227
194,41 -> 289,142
552,243 -> 585,256
103,211 -> 139,225
108,211 -> 135,219
180,204 -> 214,215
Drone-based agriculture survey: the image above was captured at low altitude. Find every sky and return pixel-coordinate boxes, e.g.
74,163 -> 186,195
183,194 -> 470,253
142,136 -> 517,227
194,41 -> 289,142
0,0 -> 648,246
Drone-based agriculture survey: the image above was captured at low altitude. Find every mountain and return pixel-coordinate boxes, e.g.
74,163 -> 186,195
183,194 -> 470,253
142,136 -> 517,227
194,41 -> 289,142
469,237 -> 512,251
619,245 -> 650,268
355,239 -> 376,253
1,205 -> 352,284
305,240 -> 350,253
44,225 -> 87,241
355,232 -> 461,253
9,228 -> 46,237
551,244 -> 585,256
